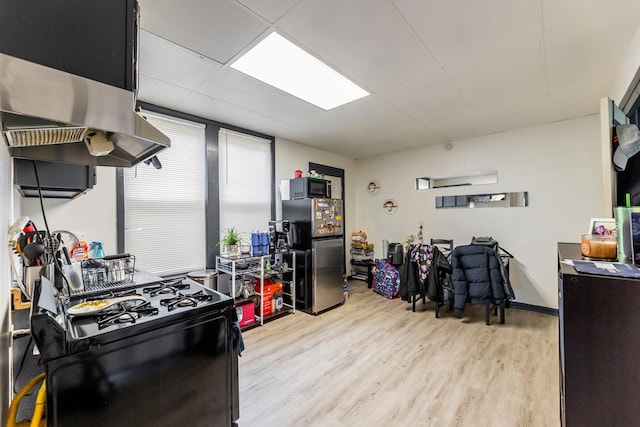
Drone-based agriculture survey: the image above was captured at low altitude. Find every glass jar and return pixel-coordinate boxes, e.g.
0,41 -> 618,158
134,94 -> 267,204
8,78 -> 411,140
581,234 -> 617,260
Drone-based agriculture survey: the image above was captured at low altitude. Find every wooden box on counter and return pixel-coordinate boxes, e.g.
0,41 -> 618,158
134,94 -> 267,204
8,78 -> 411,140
557,242 -> 640,426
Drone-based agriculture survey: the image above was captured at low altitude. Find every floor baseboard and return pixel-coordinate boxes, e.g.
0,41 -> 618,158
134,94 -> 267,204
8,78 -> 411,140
511,301 -> 558,316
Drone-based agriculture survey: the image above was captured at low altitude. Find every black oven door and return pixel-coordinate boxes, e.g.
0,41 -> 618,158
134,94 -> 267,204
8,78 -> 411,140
45,309 -> 234,427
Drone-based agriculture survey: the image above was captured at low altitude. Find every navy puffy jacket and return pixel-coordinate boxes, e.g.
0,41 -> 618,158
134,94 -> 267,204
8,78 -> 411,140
450,244 -> 514,315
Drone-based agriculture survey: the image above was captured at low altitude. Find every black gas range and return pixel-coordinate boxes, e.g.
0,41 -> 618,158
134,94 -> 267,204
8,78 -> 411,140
61,277 -> 229,349
31,275 -> 240,427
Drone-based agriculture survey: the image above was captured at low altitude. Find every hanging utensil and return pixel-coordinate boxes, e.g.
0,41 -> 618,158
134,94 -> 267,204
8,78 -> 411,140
22,242 -> 45,266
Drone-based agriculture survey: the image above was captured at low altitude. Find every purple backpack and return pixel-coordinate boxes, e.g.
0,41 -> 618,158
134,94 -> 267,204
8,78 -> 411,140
372,259 -> 400,298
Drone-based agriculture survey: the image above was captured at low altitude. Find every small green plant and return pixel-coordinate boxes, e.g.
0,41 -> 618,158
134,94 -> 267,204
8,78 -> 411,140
219,227 -> 243,249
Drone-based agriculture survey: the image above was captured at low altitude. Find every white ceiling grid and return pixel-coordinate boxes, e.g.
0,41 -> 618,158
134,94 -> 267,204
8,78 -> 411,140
137,0 -> 640,159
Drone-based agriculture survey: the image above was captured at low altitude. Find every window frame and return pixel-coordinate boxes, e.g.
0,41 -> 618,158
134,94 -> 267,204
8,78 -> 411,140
117,102 -> 275,273
218,128 -> 273,245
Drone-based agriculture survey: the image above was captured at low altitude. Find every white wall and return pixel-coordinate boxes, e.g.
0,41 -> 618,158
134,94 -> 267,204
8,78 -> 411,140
20,167 -> 118,255
275,137 -> 357,236
19,139 -> 357,260
10,120 -> 609,310
0,108 -> 626,425
610,23 -> 640,105
355,115 -> 604,309
1,146 -> 13,420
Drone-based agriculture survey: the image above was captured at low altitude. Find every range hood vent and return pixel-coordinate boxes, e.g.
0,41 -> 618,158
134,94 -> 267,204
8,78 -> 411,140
14,158 -> 96,199
0,53 -> 170,167
6,126 -> 87,147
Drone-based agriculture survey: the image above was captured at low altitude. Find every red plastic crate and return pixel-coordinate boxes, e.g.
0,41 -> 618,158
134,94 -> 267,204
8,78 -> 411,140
236,299 -> 256,328
254,280 -> 283,296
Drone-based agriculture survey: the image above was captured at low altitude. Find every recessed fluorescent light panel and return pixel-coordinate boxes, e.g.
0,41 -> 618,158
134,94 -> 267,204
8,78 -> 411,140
231,32 -> 369,110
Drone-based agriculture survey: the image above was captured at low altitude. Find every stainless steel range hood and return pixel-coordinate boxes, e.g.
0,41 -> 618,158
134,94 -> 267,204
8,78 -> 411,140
0,53 -> 170,167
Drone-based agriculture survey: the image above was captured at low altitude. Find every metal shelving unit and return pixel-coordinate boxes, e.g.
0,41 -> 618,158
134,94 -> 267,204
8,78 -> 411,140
216,252 -> 295,326
349,247 -> 374,282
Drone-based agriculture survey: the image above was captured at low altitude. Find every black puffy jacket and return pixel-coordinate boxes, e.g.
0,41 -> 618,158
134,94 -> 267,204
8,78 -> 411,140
450,244 -> 514,315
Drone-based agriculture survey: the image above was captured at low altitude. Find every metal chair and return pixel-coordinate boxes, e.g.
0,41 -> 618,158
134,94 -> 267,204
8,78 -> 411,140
430,238 -> 453,259
450,244 -> 514,325
409,242 -> 453,317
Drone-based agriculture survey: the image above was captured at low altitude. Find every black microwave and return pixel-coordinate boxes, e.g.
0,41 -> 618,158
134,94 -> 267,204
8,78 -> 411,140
289,177 -> 331,199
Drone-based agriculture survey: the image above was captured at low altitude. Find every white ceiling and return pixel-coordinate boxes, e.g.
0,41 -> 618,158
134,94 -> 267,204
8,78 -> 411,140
137,0 -> 640,159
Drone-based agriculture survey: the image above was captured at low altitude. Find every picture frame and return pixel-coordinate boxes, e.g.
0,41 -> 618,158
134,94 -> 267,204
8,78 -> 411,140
588,218 -> 617,236
631,213 -> 640,264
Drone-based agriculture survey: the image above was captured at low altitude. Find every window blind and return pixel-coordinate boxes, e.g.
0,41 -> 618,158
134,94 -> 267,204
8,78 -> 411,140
218,128 -> 271,243
123,111 -> 206,276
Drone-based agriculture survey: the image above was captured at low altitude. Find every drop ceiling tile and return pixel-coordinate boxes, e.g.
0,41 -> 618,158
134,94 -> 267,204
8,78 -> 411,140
178,91 -> 377,157
393,0 -> 541,60
375,71 -> 473,136
135,0 -> 640,159
236,0 -> 303,23
332,96 -> 445,145
175,92 -> 322,142
138,75 -> 192,109
540,90 -> 602,122
542,0 -> 638,32
294,112 -> 379,145
450,95 -> 554,140
139,0 -> 268,63
207,104 -> 361,156
439,34 -> 546,110
196,67 -> 324,123
196,66 -> 446,154
139,31 -> 223,90
177,92 -> 277,130
277,0 -> 438,93
395,0 -> 546,104
542,0 -> 640,93
544,27 -> 613,94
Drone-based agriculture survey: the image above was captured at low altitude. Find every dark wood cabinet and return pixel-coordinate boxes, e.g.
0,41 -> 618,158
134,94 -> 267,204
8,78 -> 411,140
558,243 -> 640,426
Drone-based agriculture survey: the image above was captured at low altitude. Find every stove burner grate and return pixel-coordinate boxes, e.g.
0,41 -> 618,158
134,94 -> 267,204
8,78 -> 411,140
142,278 -> 190,297
84,288 -> 139,301
160,291 -> 212,311
97,300 -> 159,329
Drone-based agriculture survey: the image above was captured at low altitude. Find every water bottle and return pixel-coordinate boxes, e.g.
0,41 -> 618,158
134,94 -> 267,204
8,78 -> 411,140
251,231 -> 260,255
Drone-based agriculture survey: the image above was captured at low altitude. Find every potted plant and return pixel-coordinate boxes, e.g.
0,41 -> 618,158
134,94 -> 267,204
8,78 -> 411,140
220,227 -> 243,256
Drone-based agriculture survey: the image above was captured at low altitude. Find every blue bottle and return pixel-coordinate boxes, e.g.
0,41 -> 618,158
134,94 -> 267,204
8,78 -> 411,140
91,241 -> 105,258
251,231 -> 260,255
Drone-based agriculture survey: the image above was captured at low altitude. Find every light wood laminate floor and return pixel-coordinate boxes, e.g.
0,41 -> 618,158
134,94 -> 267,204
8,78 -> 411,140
238,280 -> 559,427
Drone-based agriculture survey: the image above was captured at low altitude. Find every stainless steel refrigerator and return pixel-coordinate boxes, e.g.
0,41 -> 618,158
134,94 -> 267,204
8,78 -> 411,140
282,198 -> 344,314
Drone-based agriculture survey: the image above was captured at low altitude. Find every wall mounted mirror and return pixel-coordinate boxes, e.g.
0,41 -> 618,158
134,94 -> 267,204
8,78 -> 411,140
416,170 -> 498,189
435,191 -> 528,209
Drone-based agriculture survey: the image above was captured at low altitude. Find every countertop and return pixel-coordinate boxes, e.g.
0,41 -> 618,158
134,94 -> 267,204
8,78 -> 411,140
558,241 -> 640,280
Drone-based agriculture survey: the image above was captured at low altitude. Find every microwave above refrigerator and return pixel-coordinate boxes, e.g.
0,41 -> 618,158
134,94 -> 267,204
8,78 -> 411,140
289,177 -> 331,199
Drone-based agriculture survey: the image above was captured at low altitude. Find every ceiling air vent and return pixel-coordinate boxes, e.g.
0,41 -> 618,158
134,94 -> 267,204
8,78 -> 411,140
5,126 -> 87,147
